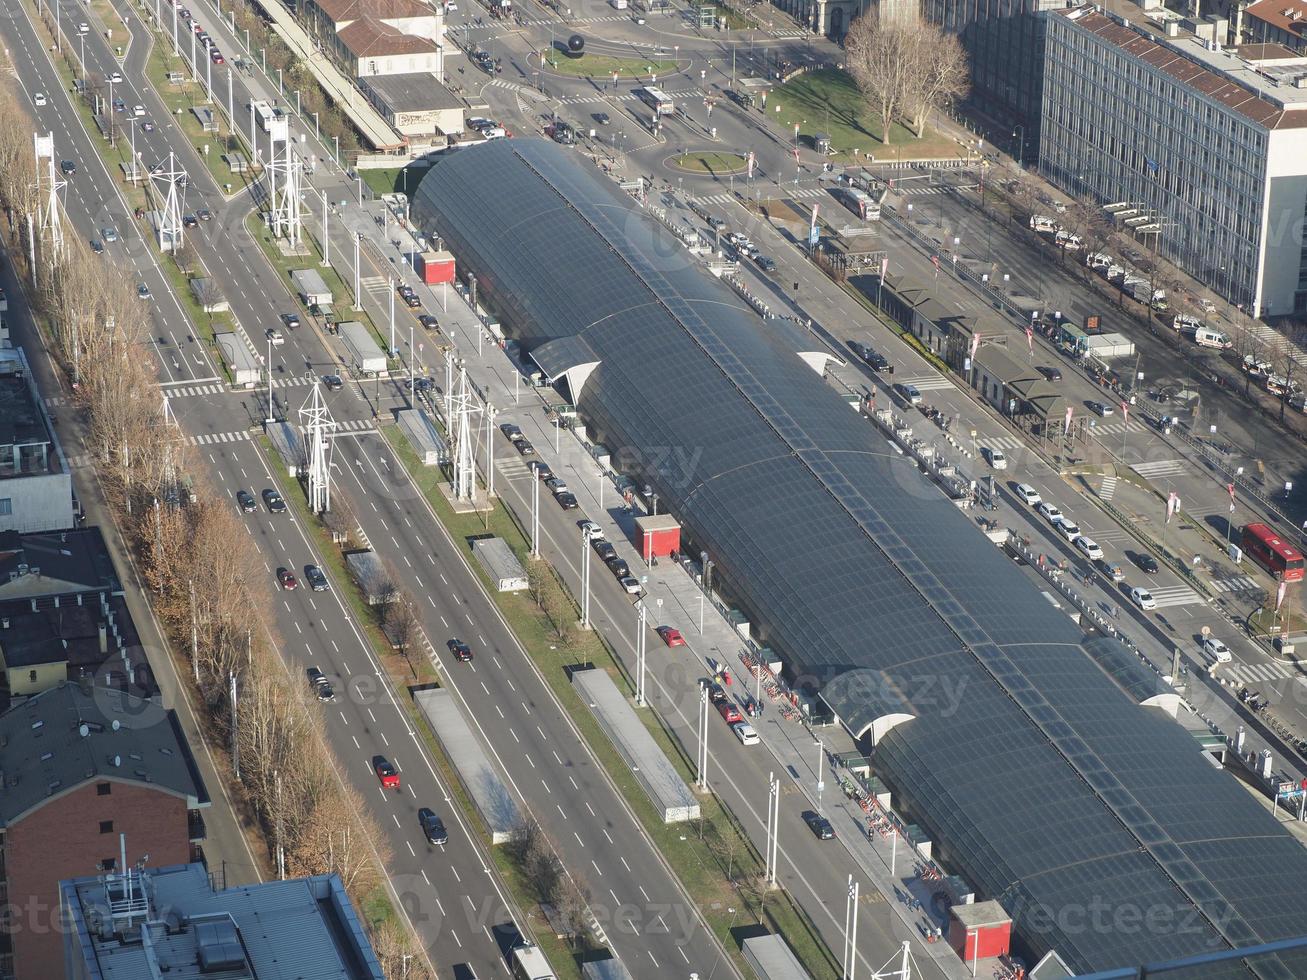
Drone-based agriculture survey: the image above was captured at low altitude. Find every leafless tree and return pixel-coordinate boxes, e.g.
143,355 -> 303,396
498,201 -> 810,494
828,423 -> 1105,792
382,589 -> 422,676
844,13 -> 912,146
898,19 -> 969,136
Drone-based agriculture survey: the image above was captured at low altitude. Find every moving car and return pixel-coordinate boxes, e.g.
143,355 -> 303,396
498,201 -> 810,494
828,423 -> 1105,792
322,374 -> 344,391
373,756 -> 401,790
894,382 -> 923,405
197,208 -> 212,221
447,638 -> 473,662
34,92 -> 46,107
137,283 -> 151,300
183,213 -> 199,228
418,807 -> 448,845
1038,365 -> 1063,382
849,342 -> 889,371
281,312 -> 300,329
755,255 -> 777,273
306,666 -> 335,702
60,159 -> 76,176
304,564 -> 329,591
1134,553 -> 1160,574
266,327 -> 284,346
132,105 -> 145,117
1073,535 -> 1103,560
90,239 -> 104,253
262,489 -> 287,513
984,448 -> 1007,470
1202,636 -> 1233,664
276,567 -> 298,590
236,489 -> 256,512
803,811 -> 834,840
101,226 -> 119,243
1088,400 -> 1114,417
717,700 -> 743,724
1129,586 -> 1157,611
656,626 -> 685,647
593,112 -> 610,125
732,722 -> 760,745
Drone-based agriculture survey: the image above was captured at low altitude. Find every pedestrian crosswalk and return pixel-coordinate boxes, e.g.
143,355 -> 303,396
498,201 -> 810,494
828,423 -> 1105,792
1132,459 -> 1189,479
188,417 -> 375,446
161,376 -> 316,400
899,374 -> 953,391
982,434 -> 1025,453
361,274 -> 390,296
1209,572 -> 1261,594
1099,475 -> 1118,502
1092,420 -> 1144,436
164,382 -> 226,399
1224,660 -> 1299,685
1147,585 -> 1203,608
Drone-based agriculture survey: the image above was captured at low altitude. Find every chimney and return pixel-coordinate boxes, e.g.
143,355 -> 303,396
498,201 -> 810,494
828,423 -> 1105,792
99,623 -> 108,654
1166,19 -> 1180,34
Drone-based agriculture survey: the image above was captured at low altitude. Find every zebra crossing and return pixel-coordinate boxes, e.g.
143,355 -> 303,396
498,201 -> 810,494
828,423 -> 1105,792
1147,585 -> 1203,608
1132,459 -> 1189,479
899,374 -> 953,391
161,376 -> 317,399
981,434 -> 1025,453
1224,660 -> 1300,685
1098,475 -> 1118,502
1209,572 -> 1261,594
1091,420 -> 1144,436
188,418 -> 374,446
361,274 -> 390,297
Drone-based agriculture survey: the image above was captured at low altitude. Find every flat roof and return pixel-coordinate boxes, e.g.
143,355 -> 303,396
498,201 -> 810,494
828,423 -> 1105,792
215,332 -> 261,374
633,513 -> 681,533
741,934 -> 812,980
363,72 -> 462,112
0,348 -> 56,477
951,899 -> 1012,930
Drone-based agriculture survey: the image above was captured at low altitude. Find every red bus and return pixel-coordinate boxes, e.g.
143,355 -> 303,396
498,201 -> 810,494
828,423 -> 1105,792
1241,523 -> 1305,581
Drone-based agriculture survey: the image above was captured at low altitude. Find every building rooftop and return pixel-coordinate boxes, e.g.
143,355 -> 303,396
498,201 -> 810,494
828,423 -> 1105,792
312,0 -> 433,25
412,138 -> 1307,974
362,71 -> 461,111
0,591 -> 149,685
0,682 -> 208,826
1246,0 -> 1307,41
60,862 -> 385,980
0,527 -> 122,601
1059,4 -> 1307,128
0,347 -> 60,479
337,14 -> 440,57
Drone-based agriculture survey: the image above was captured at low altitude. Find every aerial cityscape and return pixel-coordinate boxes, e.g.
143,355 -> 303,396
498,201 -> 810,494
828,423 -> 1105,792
0,0 -> 1305,977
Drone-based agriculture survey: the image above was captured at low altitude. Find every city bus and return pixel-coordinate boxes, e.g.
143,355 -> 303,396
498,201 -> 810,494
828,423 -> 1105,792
636,86 -> 674,115
1241,522 -> 1305,581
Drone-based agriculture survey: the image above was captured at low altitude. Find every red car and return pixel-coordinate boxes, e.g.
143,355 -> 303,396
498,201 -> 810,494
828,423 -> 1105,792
447,638 -> 473,662
656,626 -> 685,647
276,567 -> 298,590
717,700 -> 742,724
373,755 -> 400,790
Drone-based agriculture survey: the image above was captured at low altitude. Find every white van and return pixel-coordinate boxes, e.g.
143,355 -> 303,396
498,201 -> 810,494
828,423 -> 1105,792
1193,327 -> 1231,349
1172,312 -> 1203,333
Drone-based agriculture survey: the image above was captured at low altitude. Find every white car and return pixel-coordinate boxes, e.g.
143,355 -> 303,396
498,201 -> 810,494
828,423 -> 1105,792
1202,636 -> 1232,664
1036,501 -> 1063,524
578,520 -> 604,541
619,575 -> 642,595
1073,535 -> 1103,560
1130,587 -> 1157,611
731,722 -> 760,746
34,92 -> 47,107
1053,518 -> 1081,542
985,448 -> 1008,470
133,105 -> 145,117
266,327 -> 284,346
109,71 -> 123,83
1015,483 -> 1041,506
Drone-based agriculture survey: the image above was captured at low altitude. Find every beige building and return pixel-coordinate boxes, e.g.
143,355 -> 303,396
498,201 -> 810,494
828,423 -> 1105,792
362,72 -> 464,148
302,0 -> 447,78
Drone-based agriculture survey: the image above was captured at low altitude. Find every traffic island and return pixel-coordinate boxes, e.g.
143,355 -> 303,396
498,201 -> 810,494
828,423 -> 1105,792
666,150 -> 748,176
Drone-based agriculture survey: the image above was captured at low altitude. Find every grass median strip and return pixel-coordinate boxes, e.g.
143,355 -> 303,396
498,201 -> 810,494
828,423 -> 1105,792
382,426 -> 840,979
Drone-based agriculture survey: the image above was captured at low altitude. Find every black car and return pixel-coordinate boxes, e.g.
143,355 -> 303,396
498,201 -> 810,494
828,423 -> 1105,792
419,314 -> 439,331
500,423 -> 523,441
528,460 -> 552,480
197,207 -> 212,221
1135,553 -> 1160,574
447,638 -> 473,662
593,541 -> 617,562
304,564 -> 329,591
236,489 -> 256,513
418,807 -> 449,845
515,439 -> 535,456
322,374 -> 344,391
803,811 -> 835,840
413,377 -> 434,394
262,488 -> 287,513
60,159 -> 76,176
1038,365 -> 1063,382
606,556 -> 630,578
755,255 -> 777,273
306,666 -> 335,702
282,312 -> 300,329
182,213 -> 199,228
592,112 -> 610,125
556,492 -> 579,510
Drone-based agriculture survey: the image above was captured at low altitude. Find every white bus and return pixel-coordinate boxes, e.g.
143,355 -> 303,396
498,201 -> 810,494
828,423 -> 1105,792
249,99 -> 276,133
509,943 -> 555,980
636,86 -> 674,115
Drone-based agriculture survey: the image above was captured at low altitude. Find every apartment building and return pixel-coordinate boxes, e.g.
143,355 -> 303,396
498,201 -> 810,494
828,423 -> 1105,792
302,0 -> 447,78
0,349 -> 74,534
1040,2 -> 1307,317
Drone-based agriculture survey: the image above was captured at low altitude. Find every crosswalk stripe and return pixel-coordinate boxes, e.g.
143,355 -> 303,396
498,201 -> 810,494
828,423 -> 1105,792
1132,459 -> 1188,479
899,375 -> 953,391
1148,586 -> 1201,608
1227,662 -> 1293,683
1210,574 -> 1260,593
983,435 -> 1025,452
1099,476 -> 1118,502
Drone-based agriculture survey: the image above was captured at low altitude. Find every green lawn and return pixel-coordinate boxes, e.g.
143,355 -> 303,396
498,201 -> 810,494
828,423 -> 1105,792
383,427 -> 840,979
543,51 -> 678,80
362,168 -> 404,198
770,68 -> 959,163
669,151 -> 747,175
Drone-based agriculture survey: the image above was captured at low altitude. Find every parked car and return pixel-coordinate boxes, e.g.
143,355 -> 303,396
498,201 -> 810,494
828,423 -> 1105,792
500,423 -> 523,441
803,811 -> 835,840
447,638 -> 473,662
528,460 -> 552,480
418,807 -> 449,845
373,756 -> 401,790
732,722 -> 760,746
1036,501 -> 1063,524
1052,518 -> 1081,542
708,683 -> 727,704
419,314 -> 439,331
1129,586 -> 1157,611
555,492 -> 579,510
236,489 -> 256,512
606,557 -> 630,578
657,626 -> 685,647
304,564 -> 329,591
717,700 -> 743,724
276,567 -> 298,590
262,489 -> 286,513
306,666 -> 335,702
593,541 -> 617,563
1073,535 -> 1103,560
1095,558 -> 1125,582
618,575 -> 642,595
577,520 -> 604,541
1015,484 -> 1042,506
515,439 -> 536,456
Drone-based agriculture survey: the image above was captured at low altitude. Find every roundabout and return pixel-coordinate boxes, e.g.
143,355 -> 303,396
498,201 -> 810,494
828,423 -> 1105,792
665,150 -> 749,175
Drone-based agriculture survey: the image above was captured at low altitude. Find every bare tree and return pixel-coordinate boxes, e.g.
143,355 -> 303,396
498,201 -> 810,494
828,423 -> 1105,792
899,19 -> 969,135
382,589 -> 422,676
844,13 -> 913,146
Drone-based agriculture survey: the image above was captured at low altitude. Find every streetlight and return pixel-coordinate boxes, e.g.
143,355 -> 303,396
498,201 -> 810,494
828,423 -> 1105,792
814,737 -> 825,815
1012,125 -> 1025,168
276,68 -> 283,96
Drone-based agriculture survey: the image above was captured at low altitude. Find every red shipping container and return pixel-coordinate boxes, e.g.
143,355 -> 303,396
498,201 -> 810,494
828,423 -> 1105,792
948,901 -> 1011,964
634,514 -> 681,560
417,250 -> 456,286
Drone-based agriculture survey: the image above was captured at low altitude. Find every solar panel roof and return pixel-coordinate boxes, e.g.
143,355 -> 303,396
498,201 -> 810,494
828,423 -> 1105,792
411,139 -> 1307,975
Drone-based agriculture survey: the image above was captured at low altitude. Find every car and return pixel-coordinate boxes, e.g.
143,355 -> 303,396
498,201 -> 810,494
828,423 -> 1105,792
500,422 -> 523,441
803,811 -> 835,840
77,21 -> 89,33
101,226 -> 118,243
717,700 -> 743,724
236,489 -> 256,512
447,638 -> 473,662
593,112 -> 610,125
183,213 -> 199,228
593,540 -> 617,562
137,283 -> 151,299
304,564 -> 329,591
373,756 -> 401,790
1096,557 -> 1125,582
112,97 -> 126,113
755,256 -> 777,273
732,722 -> 760,745
618,575 -> 642,595
1134,553 -> 1160,574
90,239 -> 104,253
197,208 -> 212,221
1038,365 -> 1063,382
281,312 -> 300,329
418,807 -> 448,845
985,448 -> 1008,470
322,374 -> 344,391
60,159 -> 76,176
306,666 -> 335,702
894,382 -> 923,405
606,557 -> 629,579
33,92 -> 46,107
262,489 -> 286,513
1036,501 -> 1063,524
1052,518 -> 1081,542
515,439 -> 535,456
1073,535 -> 1103,560
141,121 -> 156,132
132,105 -> 145,117
657,626 -> 685,647
419,314 -> 439,331
210,49 -> 224,64
1088,400 -> 1114,417
276,567 -> 298,590
578,519 -> 604,541
413,377 -> 434,394
556,492 -> 579,510
707,683 -> 727,704
266,327 -> 284,345
1129,586 -> 1157,611
109,72 -> 123,83
1202,636 -> 1233,664
544,477 -> 569,495
528,460 -> 553,480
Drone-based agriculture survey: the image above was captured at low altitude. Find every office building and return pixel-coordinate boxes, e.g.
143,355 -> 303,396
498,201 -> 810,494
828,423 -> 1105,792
60,862 -> 384,980
1040,3 -> 1307,316
1243,0 -> 1307,54
0,348 -> 75,534
0,683 -> 210,978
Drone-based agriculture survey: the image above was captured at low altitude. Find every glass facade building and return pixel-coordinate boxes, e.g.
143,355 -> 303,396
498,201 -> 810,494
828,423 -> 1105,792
412,138 -> 1307,973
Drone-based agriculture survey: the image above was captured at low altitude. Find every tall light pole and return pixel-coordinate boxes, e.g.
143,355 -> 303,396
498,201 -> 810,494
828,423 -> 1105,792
696,682 -> 709,791
388,276 -> 396,355
353,233 -> 362,311
581,528 -> 592,629
765,772 -> 780,886
530,477 -> 540,557
843,875 -> 859,980
265,330 -> 275,424
815,737 -> 825,815
635,602 -> 647,705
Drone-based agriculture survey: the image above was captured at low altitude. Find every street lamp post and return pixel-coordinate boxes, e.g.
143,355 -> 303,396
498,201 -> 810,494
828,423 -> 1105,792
814,737 -> 825,814
276,67 -> 283,95
1013,125 -> 1025,168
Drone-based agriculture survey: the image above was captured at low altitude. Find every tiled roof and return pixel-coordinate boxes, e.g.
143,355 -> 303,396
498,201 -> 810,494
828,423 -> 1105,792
338,15 -> 440,57
313,0 -> 433,25
1246,0 -> 1307,38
